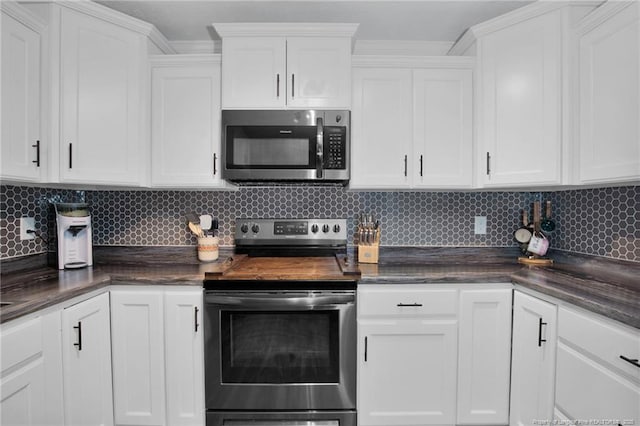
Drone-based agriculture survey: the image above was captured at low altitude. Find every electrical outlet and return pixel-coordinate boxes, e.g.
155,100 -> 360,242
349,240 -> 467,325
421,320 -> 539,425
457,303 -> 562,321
474,216 -> 487,235
20,217 -> 36,240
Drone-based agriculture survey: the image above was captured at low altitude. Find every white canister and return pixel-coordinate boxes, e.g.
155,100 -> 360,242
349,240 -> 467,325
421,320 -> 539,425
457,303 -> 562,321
197,236 -> 219,262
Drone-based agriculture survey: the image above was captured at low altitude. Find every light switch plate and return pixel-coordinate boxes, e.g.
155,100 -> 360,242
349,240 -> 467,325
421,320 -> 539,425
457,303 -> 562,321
474,216 -> 487,235
20,217 -> 35,240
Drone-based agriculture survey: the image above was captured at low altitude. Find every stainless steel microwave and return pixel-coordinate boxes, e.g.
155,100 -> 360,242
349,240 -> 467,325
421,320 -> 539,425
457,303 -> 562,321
221,110 -> 350,184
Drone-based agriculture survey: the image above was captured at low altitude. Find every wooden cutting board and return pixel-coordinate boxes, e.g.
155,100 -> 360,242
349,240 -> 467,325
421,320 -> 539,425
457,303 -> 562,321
205,254 -> 361,281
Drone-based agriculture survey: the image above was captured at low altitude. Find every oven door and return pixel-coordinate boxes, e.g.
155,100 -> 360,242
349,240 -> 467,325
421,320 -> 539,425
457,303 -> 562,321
204,289 -> 356,411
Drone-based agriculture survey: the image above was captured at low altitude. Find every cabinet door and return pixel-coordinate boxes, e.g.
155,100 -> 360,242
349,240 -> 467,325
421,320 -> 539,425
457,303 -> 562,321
165,290 -> 204,426
358,320 -> 458,426
62,292 -> 113,426
59,8 -> 143,185
578,2 -> 640,184
413,68 -> 473,188
151,60 -> 223,187
351,68 -> 413,189
286,37 -> 351,108
479,12 -> 562,187
0,359 -> 46,426
510,291 -> 557,426
457,289 -> 512,424
111,289 -> 166,426
0,317 -> 46,426
221,37 -> 286,109
1,9 -> 42,182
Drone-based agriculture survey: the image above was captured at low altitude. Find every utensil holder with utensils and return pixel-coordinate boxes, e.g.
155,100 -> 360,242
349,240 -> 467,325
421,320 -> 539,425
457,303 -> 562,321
515,200 -> 554,266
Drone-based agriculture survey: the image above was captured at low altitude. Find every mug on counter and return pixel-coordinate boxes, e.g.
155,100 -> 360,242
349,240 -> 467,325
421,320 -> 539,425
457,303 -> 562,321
527,232 -> 549,256
197,236 -> 219,262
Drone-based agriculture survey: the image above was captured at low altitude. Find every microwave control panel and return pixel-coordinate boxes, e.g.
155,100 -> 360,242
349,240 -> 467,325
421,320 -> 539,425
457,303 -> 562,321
324,127 -> 347,170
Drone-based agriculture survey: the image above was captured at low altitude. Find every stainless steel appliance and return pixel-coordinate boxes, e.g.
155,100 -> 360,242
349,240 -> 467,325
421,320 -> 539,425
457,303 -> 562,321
203,218 -> 357,426
221,110 -> 350,184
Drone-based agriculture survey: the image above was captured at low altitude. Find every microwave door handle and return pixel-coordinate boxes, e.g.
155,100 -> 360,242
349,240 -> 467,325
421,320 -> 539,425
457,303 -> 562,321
316,117 -> 324,179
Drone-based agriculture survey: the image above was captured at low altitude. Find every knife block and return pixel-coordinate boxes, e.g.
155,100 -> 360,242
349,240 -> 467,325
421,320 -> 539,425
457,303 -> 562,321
357,228 -> 381,264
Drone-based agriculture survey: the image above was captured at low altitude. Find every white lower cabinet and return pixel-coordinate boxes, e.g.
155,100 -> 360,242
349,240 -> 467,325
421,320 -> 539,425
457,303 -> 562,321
164,290 -> 205,426
1,316 -> 47,426
62,292 -> 114,426
555,306 -> 640,423
111,287 -> 204,426
358,284 -> 512,426
457,289 -> 512,425
510,290 -> 558,426
111,289 -> 166,425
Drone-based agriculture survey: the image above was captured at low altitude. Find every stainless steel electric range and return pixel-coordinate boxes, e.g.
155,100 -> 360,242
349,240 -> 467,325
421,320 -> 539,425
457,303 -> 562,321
203,218 -> 359,426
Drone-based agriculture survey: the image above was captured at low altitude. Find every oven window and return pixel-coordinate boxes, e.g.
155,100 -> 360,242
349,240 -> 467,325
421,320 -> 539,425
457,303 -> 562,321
221,310 -> 339,384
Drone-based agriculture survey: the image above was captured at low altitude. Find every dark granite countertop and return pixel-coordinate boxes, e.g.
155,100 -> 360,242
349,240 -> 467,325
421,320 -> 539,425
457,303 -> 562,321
1,247 -> 638,328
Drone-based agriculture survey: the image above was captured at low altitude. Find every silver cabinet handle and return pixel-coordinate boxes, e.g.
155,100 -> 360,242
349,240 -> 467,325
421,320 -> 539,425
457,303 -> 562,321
404,155 -> 408,177
276,73 -> 280,98
213,153 -> 217,176
397,303 -> 423,307
291,74 -> 295,98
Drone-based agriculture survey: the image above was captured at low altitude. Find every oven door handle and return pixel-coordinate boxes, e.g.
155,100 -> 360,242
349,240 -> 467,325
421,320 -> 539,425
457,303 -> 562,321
206,294 -> 354,307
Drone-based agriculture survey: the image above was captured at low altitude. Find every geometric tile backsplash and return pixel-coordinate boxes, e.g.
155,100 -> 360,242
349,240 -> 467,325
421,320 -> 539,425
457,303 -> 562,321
1,184 -> 638,262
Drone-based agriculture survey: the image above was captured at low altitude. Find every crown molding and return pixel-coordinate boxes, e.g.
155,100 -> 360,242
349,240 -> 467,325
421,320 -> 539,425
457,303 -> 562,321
55,0 -> 175,53
1,1 -> 48,32
448,1 -> 602,56
354,40 -> 454,56
150,54 -> 221,67
212,22 -> 359,38
352,55 -> 475,69
576,1 -> 637,35
169,40 -> 220,54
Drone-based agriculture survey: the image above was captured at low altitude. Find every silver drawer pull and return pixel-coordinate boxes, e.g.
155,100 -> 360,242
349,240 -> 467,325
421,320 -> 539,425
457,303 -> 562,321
397,303 -> 423,307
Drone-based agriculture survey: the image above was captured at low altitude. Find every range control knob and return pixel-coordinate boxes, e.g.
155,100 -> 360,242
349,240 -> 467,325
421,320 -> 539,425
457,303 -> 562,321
240,223 -> 249,234
333,224 -> 341,233
251,224 -> 260,234
311,224 -> 319,233
322,224 -> 330,233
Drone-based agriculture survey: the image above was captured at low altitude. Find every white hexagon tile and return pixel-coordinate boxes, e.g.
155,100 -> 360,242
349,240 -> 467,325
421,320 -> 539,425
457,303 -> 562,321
1,185 -> 638,262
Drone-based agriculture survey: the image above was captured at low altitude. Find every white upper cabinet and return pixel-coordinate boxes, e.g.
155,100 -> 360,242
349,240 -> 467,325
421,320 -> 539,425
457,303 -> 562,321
285,37 -> 352,108
350,58 -> 473,190
215,24 -> 356,109
220,37 -> 286,109
478,11 -> 563,187
351,67 -> 413,188
577,2 -> 640,184
413,67 -> 473,188
58,7 -> 145,185
1,3 -> 45,183
150,55 -> 225,188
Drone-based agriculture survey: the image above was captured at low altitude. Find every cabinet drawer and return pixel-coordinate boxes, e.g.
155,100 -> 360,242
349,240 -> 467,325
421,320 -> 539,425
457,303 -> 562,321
358,286 -> 458,317
1,317 -> 42,373
556,343 -> 640,421
558,306 -> 640,381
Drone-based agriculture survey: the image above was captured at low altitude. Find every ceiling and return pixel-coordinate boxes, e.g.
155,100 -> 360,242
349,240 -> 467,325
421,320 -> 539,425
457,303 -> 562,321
96,1 -> 534,42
